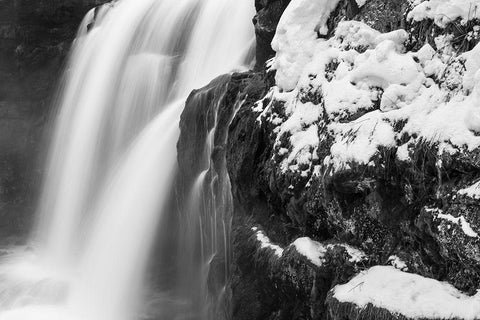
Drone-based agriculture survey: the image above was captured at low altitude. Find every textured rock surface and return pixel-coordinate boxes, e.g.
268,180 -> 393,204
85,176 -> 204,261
0,0 -> 109,242
253,0 -> 291,69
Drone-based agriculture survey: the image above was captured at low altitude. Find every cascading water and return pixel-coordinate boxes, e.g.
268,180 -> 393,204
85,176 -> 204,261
174,75 -> 242,320
0,0 -> 254,319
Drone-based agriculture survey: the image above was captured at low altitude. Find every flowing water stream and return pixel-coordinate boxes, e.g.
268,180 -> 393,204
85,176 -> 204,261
0,0 -> 254,319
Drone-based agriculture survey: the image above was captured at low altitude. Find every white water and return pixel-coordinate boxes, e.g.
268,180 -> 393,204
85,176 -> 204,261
0,0 -> 254,319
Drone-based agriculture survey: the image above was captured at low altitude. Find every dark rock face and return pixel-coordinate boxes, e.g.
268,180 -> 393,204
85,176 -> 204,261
0,0 -> 109,242
253,0 -> 290,69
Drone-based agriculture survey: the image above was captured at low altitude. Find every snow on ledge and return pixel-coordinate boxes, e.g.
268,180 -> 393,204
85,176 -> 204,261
292,237 -> 326,266
425,207 -> 479,238
252,227 -> 284,257
436,213 -> 479,238
293,237 -> 366,266
333,266 -> 480,320
251,230 -> 365,264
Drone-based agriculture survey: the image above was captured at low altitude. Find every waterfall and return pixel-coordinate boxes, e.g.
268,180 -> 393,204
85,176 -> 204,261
174,75 -> 243,320
0,0 -> 254,319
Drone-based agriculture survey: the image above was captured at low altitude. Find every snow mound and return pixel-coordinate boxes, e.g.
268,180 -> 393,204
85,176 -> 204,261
271,0 -> 341,91
333,266 -> 480,319
336,20 -> 408,52
292,237 -> 326,266
408,0 -> 480,27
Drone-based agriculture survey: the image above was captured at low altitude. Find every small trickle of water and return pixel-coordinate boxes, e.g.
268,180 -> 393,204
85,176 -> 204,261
0,0 -> 255,319
172,76 -> 245,320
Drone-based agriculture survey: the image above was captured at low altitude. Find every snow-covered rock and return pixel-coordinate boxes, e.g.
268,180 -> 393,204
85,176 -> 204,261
257,18 -> 480,174
330,266 -> 480,320
251,229 -> 365,266
252,227 -> 284,257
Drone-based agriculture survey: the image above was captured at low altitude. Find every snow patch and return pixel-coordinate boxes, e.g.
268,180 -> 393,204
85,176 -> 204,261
396,144 -> 411,161
458,181 -> 480,199
252,227 -> 284,257
333,266 -> 480,320
327,243 -> 366,263
355,0 -> 367,8
436,213 -> 479,238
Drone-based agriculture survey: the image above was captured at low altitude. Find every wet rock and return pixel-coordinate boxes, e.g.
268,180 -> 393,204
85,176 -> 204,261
177,72 -> 270,320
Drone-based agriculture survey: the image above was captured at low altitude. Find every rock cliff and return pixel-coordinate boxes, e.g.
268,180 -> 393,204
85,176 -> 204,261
178,0 -> 480,319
